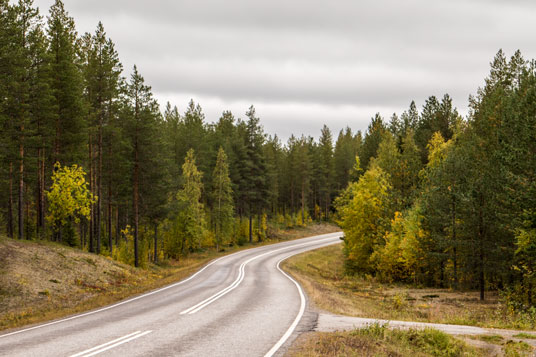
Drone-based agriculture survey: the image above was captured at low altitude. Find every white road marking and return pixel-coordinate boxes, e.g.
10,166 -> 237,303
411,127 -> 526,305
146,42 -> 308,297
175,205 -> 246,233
70,330 -> 152,357
0,232 -> 341,340
0,248 -> 241,339
69,331 -> 143,357
180,235 -> 341,315
265,239 -> 342,357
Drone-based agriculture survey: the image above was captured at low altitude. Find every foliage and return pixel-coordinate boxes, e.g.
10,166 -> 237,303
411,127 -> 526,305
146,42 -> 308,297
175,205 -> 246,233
211,147 -> 234,250
335,165 -> 392,272
46,163 -> 95,231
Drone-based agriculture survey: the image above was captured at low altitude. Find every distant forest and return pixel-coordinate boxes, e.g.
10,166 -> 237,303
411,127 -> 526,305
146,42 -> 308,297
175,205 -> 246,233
2,1 -> 536,308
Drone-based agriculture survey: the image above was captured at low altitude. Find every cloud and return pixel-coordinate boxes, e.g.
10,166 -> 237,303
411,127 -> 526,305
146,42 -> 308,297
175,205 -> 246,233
33,0 -> 536,139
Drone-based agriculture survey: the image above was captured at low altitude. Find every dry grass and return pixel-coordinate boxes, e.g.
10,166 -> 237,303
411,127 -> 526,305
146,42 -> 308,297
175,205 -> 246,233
283,244 -> 536,330
288,324 -> 485,357
0,223 -> 339,331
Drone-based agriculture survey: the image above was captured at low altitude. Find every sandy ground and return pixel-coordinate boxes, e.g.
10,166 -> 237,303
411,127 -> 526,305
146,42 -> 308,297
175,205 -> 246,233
315,313 -> 536,348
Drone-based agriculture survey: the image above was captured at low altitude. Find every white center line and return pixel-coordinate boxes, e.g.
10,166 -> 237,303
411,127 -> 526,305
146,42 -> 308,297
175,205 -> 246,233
180,235 -> 340,315
70,330 -> 152,357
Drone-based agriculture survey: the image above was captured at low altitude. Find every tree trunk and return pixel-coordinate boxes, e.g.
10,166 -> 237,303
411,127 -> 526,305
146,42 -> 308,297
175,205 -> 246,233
133,139 -> 139,267
8,163 -> 14,238
40,148 -> 46,234
88,135 -> 94,252
115,206 -> 119,245
154,222 -> 158,263
301,183 -> 305,225
249,214 -> 253,243
107,141 -> 113,253
451,194 -> 458,289
18,134 -> 24,239
257,213 -> 262,242
478,197 -> 485,301
36,148 -> 42,237
96,123 -> 102,254
25,190 -> 30,240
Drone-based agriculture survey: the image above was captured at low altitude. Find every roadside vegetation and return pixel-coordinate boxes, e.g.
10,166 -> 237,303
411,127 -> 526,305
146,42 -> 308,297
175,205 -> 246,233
283,245 -> 536,330
288,324 -> 487,357
332,51 -> 536,320
0,223 -> 337,331
285,246 -> 536,356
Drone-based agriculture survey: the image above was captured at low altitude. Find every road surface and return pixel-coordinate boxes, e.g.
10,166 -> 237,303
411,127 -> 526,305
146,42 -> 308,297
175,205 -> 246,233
0,232 -> 342,357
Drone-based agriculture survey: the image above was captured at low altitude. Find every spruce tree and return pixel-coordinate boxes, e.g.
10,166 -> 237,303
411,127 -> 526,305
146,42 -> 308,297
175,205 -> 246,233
211,147 -> 233,250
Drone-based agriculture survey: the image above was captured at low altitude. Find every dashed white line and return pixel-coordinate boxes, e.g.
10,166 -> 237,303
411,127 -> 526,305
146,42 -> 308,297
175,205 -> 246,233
69,330 -> 152,357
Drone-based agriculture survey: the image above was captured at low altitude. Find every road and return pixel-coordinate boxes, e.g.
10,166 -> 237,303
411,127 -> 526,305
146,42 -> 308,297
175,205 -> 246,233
0,232 -> 342,357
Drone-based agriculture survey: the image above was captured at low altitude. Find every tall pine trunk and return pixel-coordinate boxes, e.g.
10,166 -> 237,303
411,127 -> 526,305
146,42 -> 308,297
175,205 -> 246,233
133,137 -> 139,267
478,193 -> 485,301
154,222 -> 158,263
451,194 -> 458,289
88,135 -> 94,252
107,141 -> 113,253
249,214 -> 253,243
18,130 -> 24,239
36,148 -> 43,237
96,120 -> 102,254
115,206 -> 119,245
8,163 -> 14,238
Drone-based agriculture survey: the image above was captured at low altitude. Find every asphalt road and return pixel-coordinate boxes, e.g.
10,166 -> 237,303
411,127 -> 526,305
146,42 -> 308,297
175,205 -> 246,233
0,232 -> 342,357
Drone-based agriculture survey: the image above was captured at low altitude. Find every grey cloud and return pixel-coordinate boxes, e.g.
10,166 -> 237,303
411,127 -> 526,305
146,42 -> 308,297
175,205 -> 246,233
32,0 -> 536,139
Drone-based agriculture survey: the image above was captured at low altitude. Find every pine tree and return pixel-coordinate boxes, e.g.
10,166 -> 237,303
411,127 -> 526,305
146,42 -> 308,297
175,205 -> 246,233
82,21 -> 122,253
47,0 -> 85,166
318,125 -> 334,220
123,65 -> 160,267
243,105 -> 267,242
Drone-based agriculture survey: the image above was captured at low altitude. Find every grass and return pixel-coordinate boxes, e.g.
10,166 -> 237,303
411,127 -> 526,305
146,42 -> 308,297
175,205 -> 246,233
288,324 -> 485,357
465,335 -> 535,357
282,244 -> 536,330
513,333 -> 536,339
0,223 -> 338,331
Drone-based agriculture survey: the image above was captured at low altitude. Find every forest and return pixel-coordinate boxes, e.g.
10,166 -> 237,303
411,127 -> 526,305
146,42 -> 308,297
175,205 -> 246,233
1,0 -> 536,310
0,0 -> 354,267
336,50 -> 536,308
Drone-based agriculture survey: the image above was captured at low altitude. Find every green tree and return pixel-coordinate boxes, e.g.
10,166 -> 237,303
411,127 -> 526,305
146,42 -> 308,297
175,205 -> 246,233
82,21 -> 123,254
47,0 -> 86,165
243,105 -> 267,242
318,125 -> 334,220
211,147 -> 234,250
360,113 -> 386,170
177,149 -> 205,252
123,65 -> 160,267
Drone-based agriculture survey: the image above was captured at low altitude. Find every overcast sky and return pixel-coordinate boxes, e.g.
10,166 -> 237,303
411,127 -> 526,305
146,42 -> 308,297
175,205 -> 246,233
33,0 -> 536,140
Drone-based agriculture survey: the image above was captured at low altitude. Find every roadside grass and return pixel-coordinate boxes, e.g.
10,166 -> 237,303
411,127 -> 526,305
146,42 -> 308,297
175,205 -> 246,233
465,335 -> 534,357
288,324 -> 486,357
513,333 -> 536,339
0,223 -> 338,331
282,244 -> 536,331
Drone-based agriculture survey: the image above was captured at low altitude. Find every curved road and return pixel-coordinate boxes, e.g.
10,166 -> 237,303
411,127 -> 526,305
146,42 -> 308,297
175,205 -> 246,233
0,232 -> 342,357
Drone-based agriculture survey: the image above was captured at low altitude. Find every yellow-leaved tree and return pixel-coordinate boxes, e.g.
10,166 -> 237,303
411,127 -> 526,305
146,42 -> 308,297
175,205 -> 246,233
46,162 -> 96,246
335,165 -> 392,273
